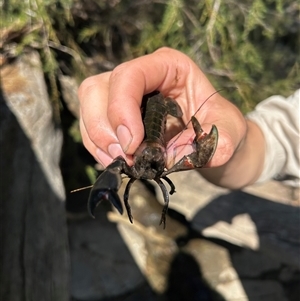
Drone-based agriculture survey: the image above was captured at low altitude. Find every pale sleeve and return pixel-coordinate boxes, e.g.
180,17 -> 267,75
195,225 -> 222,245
246,89 -> 300,187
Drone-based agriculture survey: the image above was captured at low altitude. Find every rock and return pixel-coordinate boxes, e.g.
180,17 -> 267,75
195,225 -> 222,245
231,248 -> 281,278
165,171 -> 300,268
111,179 -> 187,293
59,74 -> 80,118
109,180 -> 246,300
192,189 -> 300,268
241,280 -> 288,301
68,204 -> 145,300
182,239 -> 248,301
161,170 -> 228,220
0,52 -> 69,300
109,172 -> 299,300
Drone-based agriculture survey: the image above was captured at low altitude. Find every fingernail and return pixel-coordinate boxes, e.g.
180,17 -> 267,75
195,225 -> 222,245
108,143 -> 124,159
96,148 -> 112,166
117,125 -> 133,153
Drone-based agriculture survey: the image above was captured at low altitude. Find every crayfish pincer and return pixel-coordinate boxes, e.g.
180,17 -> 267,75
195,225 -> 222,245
88,92 -> 218,228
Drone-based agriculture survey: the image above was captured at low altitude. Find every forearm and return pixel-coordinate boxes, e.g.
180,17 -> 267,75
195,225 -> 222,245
199,119 -> 265,189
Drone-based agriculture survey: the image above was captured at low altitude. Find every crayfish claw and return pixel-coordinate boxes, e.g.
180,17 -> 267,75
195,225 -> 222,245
108,190 -> 124,215
163,118 -> 218,175
88,189 -> 123,218
87,158 -> 124,218
197,123 -> 218,165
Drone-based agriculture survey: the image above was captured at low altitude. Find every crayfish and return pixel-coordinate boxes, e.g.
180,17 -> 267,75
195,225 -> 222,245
88,92 -> 218,227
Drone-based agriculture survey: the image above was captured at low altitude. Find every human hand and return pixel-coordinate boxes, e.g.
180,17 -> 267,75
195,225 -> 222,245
78,47 -> 247,175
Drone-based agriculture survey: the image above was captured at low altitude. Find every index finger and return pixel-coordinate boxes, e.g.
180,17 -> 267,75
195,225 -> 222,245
106,47 -> 194,154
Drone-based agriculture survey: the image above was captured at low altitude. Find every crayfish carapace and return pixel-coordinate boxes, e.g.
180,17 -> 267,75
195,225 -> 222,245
87,92 -> 218,228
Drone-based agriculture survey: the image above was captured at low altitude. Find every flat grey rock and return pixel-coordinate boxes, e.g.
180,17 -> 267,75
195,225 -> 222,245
69,205 -> 144,300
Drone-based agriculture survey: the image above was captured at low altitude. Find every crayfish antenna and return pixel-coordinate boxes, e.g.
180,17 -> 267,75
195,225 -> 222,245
70,185 -> 93,193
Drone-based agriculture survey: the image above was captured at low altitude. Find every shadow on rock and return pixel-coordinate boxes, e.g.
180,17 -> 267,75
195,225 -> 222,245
192,190 -> 300,301
192,190 -> 300,268
165,251 -> 225,301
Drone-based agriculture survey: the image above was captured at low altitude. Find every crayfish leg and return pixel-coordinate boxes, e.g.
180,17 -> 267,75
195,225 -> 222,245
124,178 -> 136,224
162,176 -> 176,195
155,179 -> 170,229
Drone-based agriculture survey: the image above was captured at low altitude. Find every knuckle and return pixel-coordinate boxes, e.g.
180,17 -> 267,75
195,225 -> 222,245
107,98 -> 122,117
110,61 -> 130,79
78,75 -> 99,103
154,46 -> 172,53
110,62 -> 131,82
